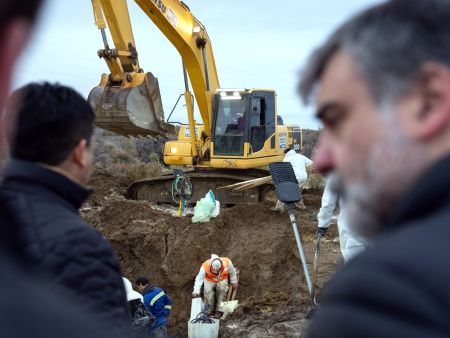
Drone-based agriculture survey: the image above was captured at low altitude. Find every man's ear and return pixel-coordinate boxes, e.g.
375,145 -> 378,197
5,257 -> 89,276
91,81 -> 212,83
0,20 -> 31,109
412,63 -> 450,140
72,139 -> 89,168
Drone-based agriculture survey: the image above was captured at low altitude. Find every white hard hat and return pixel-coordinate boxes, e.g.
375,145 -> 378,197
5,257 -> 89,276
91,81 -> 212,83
212,259 -> 222,269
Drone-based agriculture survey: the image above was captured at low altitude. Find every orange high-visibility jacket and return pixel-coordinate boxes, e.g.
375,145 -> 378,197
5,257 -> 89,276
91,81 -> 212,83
193,255 -> 237,293
203,257 -> 231,284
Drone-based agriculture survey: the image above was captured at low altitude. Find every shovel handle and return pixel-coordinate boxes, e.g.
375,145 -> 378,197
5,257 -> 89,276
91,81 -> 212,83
226,285 -> 233,301
227,269 -> 240,301
311,233 -> 322,306
231,287 -> 237,301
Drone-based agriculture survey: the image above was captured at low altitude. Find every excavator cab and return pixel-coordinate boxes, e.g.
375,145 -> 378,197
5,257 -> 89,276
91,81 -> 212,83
88,72 -> 175,137
212,90 -> 247,156
212,89 -> 276,157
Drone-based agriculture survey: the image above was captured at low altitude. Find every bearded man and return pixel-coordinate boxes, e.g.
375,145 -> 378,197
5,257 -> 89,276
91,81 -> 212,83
299,1 -> 450,337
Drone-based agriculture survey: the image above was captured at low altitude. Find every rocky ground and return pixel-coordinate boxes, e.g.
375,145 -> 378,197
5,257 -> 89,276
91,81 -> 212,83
82,170 -> 342,337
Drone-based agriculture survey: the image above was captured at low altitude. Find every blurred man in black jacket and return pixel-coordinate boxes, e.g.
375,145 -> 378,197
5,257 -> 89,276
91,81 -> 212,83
1,83 -> 130,334
0,1 -> 129,337
299,0 -> 450,337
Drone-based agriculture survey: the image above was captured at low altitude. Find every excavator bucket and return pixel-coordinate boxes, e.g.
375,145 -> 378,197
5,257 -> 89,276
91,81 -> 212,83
88,72 -> 175,137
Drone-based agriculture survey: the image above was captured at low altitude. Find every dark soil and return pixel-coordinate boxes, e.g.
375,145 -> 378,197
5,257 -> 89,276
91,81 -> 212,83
82,171 -> 342,337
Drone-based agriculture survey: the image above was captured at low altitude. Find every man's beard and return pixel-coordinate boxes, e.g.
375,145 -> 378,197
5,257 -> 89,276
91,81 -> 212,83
330,115 -> 429,239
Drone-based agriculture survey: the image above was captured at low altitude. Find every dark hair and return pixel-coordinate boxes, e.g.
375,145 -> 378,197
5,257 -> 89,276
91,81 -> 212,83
299,0 -> 450,105
6,83 -> 95,166
284,147 -> 291,154
135,277 -> 149,286
0,0 -> 43,34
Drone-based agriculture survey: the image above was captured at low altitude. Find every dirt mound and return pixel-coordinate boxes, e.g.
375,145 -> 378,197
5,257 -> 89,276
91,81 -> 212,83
303,188 -> 324,209
87,170 -> 132,206
82,171 -> 342,337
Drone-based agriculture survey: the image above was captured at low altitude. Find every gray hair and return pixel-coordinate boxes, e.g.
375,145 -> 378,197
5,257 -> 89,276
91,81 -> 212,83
299,0 -> 450,105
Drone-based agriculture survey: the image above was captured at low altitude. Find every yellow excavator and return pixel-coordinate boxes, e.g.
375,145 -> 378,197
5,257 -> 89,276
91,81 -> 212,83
89,0 -> 302,204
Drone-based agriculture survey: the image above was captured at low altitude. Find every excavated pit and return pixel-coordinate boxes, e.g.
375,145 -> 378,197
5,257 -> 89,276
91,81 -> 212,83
82,171 -> 342,337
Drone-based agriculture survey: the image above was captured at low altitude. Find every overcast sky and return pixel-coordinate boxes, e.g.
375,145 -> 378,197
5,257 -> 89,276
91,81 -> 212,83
13,0 -> 384,130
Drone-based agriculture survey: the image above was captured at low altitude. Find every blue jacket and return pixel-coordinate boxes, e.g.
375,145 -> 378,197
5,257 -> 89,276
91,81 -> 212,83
142,286 -> 172,330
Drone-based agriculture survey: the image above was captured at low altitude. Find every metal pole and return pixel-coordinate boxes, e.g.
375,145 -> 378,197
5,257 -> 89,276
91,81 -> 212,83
182,61 -> 195,113
310,234 -> 321,306
182,61 -> 190,92
100,28 -> 109,50
288,210 -> 313,295
201,47 -> 210,91
181,62 -> 198,159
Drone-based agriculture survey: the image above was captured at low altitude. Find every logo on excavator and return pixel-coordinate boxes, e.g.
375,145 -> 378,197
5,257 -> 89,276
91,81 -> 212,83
167,8 -> 178,28
152,0 -> 166,14
222,160 -> 238,168
279,133 -> 286,148
185,126 -> 199,138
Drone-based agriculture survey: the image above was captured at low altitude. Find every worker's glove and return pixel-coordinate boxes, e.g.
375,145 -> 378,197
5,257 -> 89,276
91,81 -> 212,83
317,227 -> 328,237
192,292 -> 200,298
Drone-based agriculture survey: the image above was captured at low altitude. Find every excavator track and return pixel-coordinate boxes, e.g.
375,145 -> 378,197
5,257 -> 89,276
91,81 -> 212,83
126,169 -> 277,205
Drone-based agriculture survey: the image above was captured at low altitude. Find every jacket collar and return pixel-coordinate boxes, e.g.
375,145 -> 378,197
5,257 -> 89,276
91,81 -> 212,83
2,159 -> 93,210
142,285 -> 155,295
384,155 -> 450,229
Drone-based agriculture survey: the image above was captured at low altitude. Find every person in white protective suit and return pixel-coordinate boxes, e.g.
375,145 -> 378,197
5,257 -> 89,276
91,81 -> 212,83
272,147 -> 313,211
192,254 -> 238,318
317,177 -> 368,261
122,277 -> 152,338
123,277 -> 143,302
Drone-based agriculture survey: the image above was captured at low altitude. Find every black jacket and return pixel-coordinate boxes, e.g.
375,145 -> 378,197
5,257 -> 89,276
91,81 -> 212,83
0,253 -> 128,338
0,159 -> 129,331
307,156 -> 450,338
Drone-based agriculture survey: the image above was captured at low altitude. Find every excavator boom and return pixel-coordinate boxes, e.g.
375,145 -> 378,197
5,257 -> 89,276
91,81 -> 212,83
89,0 -> 220,140
88,0 -> 175,137
134,0 -> 220,134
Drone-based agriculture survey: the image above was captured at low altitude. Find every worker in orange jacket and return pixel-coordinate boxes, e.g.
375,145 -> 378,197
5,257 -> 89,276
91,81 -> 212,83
192,254 -> 238,318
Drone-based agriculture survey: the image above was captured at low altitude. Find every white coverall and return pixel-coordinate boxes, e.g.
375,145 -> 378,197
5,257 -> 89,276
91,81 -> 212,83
193,254 -> 238,314
122,277 -> 143,302
274,150 -> 313,210
318,179 -> 367,261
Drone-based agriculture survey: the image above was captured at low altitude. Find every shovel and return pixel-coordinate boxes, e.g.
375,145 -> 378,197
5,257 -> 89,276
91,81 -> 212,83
310,233 -> 322,306
218,269 -> 240,318
305,233 -> 322,318
269,162 -> 314,303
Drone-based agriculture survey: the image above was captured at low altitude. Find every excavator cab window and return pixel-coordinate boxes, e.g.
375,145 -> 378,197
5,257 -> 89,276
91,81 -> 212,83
248,92 -> 275,153
249,97 -> 265,153
213,94 -> 246,156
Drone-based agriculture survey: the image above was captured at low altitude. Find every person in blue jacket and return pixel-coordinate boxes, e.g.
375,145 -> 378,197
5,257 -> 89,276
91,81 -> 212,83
136,277 -> 172,338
